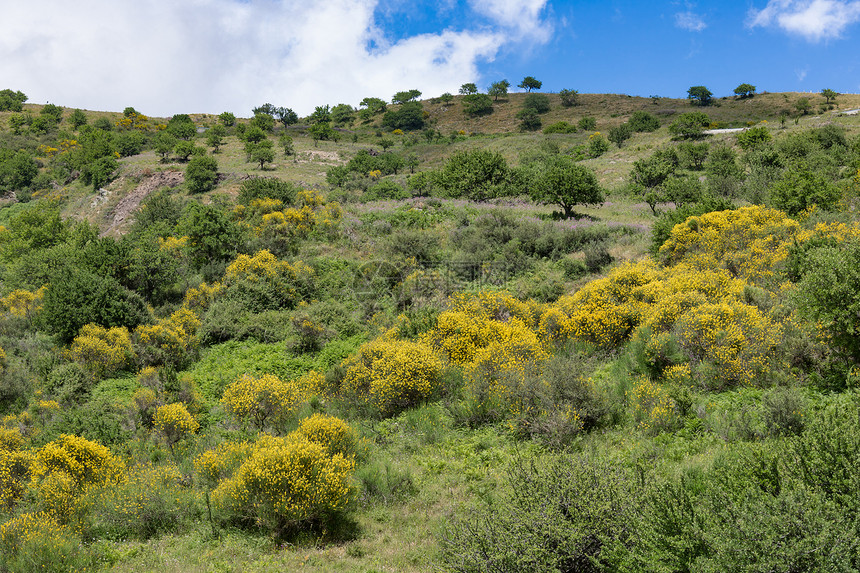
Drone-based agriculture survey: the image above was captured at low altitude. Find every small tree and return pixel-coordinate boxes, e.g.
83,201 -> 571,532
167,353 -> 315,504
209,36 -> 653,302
153,132 -> 177,163
578,117 -> 597,131
628,110 -> 660,132
279,133 -> 294,157
459,83 -> 478,95
308,122 -> 335,146
517,109 -> 542,131
274,107 -> 298,128
439,92 -> 454,106
795,98 -> 812,115
218,111 -> 236,126
687,85 -> 713,106
522,93 -> 551,113
309,105 -> 331,124
608,123 -> 633,148
330,104 -> 354,127
529,157 -> 603,218
359,97 -> 387,114
68,109 -> 88,129
174,140 -> 195,162
248,140 -> 275,169
821,88 -> 838,104
518,76 -> 542,92
206,124 -> 227,152
186,154 -> 218,194
734,83 -> 756,98
488,80 -> 510,101
559,89 -> 579,107
378,137 -> 394,151
392,89 -> 422,104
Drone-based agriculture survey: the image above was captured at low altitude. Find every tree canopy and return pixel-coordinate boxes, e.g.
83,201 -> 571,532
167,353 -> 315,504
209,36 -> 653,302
518,76 -> 542,92
687,85 -> 713,106
528,156 -> 604,218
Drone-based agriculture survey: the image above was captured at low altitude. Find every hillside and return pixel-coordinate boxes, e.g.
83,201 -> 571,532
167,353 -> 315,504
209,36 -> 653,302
1,89 -> 860,572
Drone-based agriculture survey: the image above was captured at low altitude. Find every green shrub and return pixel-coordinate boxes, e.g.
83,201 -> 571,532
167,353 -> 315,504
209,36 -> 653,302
364,179 -> 408,201
237,177 -> 297,205
440,455 -> 638,572
543,121 -> 577,134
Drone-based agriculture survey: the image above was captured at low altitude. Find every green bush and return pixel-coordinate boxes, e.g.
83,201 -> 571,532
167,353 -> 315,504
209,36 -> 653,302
237,177 -> 297,205
441,455 -> 638,572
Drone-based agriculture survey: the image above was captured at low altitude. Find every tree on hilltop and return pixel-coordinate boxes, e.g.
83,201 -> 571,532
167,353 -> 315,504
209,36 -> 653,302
518,76 -> 542,92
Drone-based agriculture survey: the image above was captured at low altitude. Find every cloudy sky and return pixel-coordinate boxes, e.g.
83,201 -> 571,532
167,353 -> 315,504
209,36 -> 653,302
2,0 -> 859,117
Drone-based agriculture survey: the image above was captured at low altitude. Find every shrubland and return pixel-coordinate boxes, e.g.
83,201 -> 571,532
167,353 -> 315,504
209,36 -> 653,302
0,88 -> 860,571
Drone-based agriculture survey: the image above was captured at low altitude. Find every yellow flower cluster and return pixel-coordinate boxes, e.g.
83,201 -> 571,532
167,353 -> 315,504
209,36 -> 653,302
0,448 -> 33,509
226,249 -> 314,285
0,511 -> 80,567
211,432 -> 355,531
183,281 -> 222,313
157,235 -> 188,253
628,376 -> 678,435
341,338 -> 442,416
658,205 -> 800,285
194,440 -> 253,489
30,434 -> 123,518
293,413 -> 357,459
152,403 -> 199,446
135,307 -> 200,368
234,190 -> 342,242
37,144 -> 59,157
221,373 -> 309,431
1,286 -> 46,319
67,323 -> 135,380
114,112 -> 151,130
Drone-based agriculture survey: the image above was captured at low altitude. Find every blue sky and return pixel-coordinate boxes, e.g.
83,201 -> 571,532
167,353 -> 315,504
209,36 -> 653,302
1,1 -> 859,117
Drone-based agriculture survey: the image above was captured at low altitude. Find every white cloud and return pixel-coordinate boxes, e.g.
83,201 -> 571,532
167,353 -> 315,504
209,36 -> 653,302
748,0 -> 860,41
0,0 -> 551,117
469,0 -> 553,42
675,11 -> 707,31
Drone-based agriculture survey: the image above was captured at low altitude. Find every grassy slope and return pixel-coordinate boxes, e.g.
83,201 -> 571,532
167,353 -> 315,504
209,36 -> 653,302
4,92 -> 860,571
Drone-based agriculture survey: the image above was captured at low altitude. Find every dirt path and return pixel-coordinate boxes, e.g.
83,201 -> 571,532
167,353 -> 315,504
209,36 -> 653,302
100,170 -> 184,237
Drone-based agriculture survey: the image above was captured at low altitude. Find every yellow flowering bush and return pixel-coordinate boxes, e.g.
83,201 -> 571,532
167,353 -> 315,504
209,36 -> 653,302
79,463 -> 200,541
212,433 -> 355,537
341,338 -> 442,416
292,414 -> 357,459
628,377 -> 679,435
0,448 -> 33,509
674,301 -> 781,388
1,286 -> 46,319
221,373 -> 309,432
152,403 -> 199,448
223,249 -> 315,311
0,512 -> 90,572
134,307 -> 200,368
30,434 -> 123,519
194,441 -> 254,490
67,323 -> 136,380
183,282 -> 222,313
658,205 -> 800,285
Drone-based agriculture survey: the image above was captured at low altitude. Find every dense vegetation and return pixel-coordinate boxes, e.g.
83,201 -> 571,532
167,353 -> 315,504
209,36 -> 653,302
1,85 -> 860,571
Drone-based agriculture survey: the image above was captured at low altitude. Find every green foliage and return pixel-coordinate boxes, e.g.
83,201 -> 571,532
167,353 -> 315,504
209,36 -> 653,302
0,151 -> 38,193
734,83 -> 756,98
178,201 -> 242,278
559,88 -> 579,107
458,83 -> 478,95
528,155 -> 604,218
795,97 -> 811,115
609,122 -> 633,148
153,132 -> 177,162
218,111 -> 235,126
247,139 -> 275,169
359,97 -> 387,115
0,89 -> 27,112
770,162 -> 840,215
364,179 -> 408,201
185,154 -> 218,194
441,455 -> 637,572
40,266 -> 150,342
205,124 -> 227,152
391,89 -> 421,104
736,125 -> 772,150
521,93 -> 550,114
330,103 -> 354,127
578,116 -> 596,130
628,110 -> 660,132
250,112 -> 275,133
166,114 -> 195,140
487,79 -> 510,101
382,101 -> 424,131
669,111 -> 710,139
173,139 -> 195,162
687,85 -> 713,106
542,121 -> 577,134
794,239 -> 860,363
432,149 -> 515,201
516,108 -> 541,131
462,93 -> 493,117
237,177 -> 297,206
650,196 -> 735,254
518,76 -> 542,92
678,141 -> 709,170
821,88 -> 838,103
